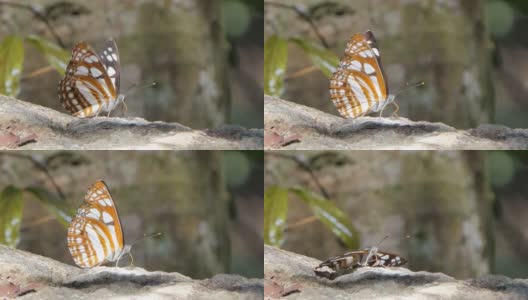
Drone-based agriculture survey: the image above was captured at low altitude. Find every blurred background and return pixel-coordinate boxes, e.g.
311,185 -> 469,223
264,151 -> 528,279
264,0 -> 528,129
0,150 -> 263,279
0,0 -> 263,129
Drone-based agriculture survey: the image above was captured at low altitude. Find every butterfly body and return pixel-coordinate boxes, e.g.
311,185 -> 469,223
67,180 -> 130,268
330,31 -> 394,118
314,247 -> 407,280
59,40 -> 123,118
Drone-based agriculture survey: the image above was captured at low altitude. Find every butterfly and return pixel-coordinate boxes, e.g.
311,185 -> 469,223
58,39 -> 125,118
329,30 -> 396,119
67,180 -> 131,268
314,246 -> 407,280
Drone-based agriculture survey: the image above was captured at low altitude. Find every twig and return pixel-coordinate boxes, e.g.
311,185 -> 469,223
285,215 -> 318,231
21,65 -> 55,80
0,152 -> 66,201
285,65 -> 318,81
0,0 -> 65,48
264,0 -> 329,48
265,152 -> 331,199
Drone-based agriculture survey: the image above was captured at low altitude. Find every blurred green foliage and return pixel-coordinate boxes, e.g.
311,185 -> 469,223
487,0 -> 515,37
488,151 -> 516,188
222,151 -> 251,188
0,36 -> 24,97
502,0 -> 528,15
0,186 -> 24,247
26,35 -> 69,76
264,35 -> 339,97
290,38 -> 338,78
264,186 -> 289,245
0,35 -> 69,97
264,185 -> 359,249
264,36 -> 288,97
0,184 -> 71,248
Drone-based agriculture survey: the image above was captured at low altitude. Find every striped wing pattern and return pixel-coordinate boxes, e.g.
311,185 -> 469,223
314,248 -> 407,280
329,31 -> 394,118
67,180 -> 128,268
58,40 -> 123,118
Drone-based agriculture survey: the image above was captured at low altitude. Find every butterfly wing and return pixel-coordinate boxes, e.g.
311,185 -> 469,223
67,180 -> 125,268
58,41 -> 118,118
98,39 -> 121,94
330,31 -> 391,118
367,251 -> 407,267
314,250 -> 366,279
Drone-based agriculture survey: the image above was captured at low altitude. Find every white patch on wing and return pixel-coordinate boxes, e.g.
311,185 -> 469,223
349,60 -> 362,71
373,48 -> 380,56
91,67 -> 103,77
85,223 -> 104,264
92,222 -> 113,260
107,67 -> 116,76
86,208 -> 101,219
370,76 -> 382,100
348,76 -> 370,114
102,211 -> 113,223
75,66 -> 89,75
75,80 -> 101,111
364,63 -> 375,74
105,224 -> 120,261
111,53 -> 118,61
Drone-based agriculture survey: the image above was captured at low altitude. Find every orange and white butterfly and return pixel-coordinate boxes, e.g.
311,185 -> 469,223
67,180 -> 130,268
329,30 -> 395,118
58,39 -> 124,118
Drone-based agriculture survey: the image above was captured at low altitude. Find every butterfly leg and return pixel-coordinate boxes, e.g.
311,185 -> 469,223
391,101 -> 400,118
128,252 -> 135,267
121,101 -> 128,116
379,101 -> 391,118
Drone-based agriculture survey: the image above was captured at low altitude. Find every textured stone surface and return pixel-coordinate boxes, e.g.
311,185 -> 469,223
0,95 -> 262,150
264,245 -> 528,300
264,96 -> 528,150
0,245 -> 263,300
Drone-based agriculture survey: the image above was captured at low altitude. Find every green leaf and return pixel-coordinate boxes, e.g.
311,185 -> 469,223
264,35 -> 288,97
26,35 -> 69,76
290,37 -> 339,78
290,187 -> 359,249
264,186 -> 289,246
25,186 -> 72,227
0,186 -> 24,247
0,35 -> 24,97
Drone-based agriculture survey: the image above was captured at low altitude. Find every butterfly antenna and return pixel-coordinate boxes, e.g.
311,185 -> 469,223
125,82 -> 157,95
394,81 -> 424,96
130,232 -> 162,247
377,235 -> 390,247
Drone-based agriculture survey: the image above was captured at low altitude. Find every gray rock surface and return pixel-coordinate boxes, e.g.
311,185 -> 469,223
0,95 -> 263,150
0,245 -> 262,299
264,96 -> 528,150
264,245 -> 528,300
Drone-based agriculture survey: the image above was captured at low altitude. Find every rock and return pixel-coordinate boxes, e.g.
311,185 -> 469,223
0,95 -> 263,150
0,245 -> 263,299
264,245 -> 528,300
264,95 -> 528,150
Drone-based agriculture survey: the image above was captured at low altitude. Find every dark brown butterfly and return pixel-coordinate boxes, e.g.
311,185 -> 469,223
314,246 -> 407,280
